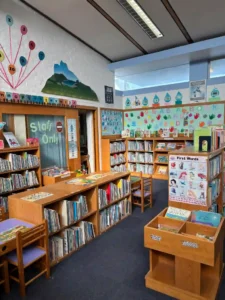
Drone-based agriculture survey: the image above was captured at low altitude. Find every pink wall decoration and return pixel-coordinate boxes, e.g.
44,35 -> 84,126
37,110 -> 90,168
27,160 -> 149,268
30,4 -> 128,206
0,14 -> 45,89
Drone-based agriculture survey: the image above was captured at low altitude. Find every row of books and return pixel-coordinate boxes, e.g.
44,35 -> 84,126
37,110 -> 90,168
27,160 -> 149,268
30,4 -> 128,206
0,153 -> 39,172
0,171 -> 39,194
58,196 -> 89,226
49,221 -> 95,262
111,164 -> 127,172
98,179 -> 130,209
128,152 -> 153,163
155,143 -> 176,150
0,196 -> 8,212
209,155 -> 221,180
128,163 -> 153,174
194,126 -> 225,151
110,141 -> 126,153
44,208 -> 61,233
110,153 -> 126,166
100,198 -> 130,232
208,178 -> 220,206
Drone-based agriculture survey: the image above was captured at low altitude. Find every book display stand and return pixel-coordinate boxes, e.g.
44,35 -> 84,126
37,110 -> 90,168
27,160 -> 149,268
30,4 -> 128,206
144,148 -> 225,300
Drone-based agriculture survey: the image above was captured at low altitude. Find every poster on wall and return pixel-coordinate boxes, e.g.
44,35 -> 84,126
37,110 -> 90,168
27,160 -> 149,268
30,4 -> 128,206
67,119 -> 78,159
169,155 -> 207,206
123,103 -> 224,134
42,61 -> 98,101
190,80 -> 206,102
101,110 -> 123,136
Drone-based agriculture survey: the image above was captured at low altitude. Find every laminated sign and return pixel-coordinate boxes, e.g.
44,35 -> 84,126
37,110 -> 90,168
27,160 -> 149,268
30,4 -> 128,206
67,119 -> 77,159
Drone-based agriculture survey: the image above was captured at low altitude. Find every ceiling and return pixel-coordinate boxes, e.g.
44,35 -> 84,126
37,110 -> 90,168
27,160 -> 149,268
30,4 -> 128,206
22,0 -> 225,62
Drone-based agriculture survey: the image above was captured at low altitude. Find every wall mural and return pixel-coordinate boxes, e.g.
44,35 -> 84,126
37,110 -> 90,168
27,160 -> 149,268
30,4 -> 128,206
124,104 -> 224,133
101,110 -> 123,136
42,61 -> 98,101
0,15 -> 45,89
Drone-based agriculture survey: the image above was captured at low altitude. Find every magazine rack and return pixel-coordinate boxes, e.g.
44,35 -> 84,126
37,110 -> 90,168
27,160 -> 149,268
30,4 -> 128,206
144,148 -> 225,299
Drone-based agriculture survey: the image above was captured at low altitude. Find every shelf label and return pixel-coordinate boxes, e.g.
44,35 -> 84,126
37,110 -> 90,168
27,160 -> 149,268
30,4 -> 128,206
150,234 -> 161,241
182,241 -> 198,248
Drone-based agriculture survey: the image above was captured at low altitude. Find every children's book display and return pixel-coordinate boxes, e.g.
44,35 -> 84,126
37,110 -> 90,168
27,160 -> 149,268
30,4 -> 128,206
3,132 -> 20,148
194,126 -> 225,152
144,204 -> 224,300
21,192 -> 53,202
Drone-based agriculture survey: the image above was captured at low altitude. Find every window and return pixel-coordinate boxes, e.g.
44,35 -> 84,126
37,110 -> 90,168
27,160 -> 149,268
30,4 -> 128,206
210,59 -> 225,78
115,64 -> 189,92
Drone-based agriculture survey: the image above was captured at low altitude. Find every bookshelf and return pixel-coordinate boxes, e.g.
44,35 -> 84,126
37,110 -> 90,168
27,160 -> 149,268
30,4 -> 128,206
102,138 -> 127,172
143,147 -> 225,299
0,146 -> 41,218
125,137 -> 193,180
8,171 -> 131,267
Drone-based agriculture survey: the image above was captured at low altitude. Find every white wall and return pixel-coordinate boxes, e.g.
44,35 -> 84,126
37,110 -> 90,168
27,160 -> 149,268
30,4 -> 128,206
0,0 -> 124,169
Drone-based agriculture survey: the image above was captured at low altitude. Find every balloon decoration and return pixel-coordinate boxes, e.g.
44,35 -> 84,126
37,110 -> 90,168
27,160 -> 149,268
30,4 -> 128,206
0,15 -> 45,89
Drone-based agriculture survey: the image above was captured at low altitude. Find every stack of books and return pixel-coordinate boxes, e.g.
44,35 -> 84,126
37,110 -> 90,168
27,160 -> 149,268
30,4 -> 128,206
0,196 -> 8,212
100,198 -> 130,232
111,164 -> 126,172
44,208 -> 61,233
110,153 -> 126,166
144,141 -> 153,151
0,158 -> 11,172
110,141 -> 125,153
58,196 -> 89,226
49,221 -> 95,262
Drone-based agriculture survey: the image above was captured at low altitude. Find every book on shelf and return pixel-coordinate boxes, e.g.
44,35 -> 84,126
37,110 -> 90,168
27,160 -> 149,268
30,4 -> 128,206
128,163 -> 153,174
0,196 -> 8,212
44,208 -> 61,233
0,157 -> 11,172
155,166 -> 167,175
128,141 -> 144,151
165,207 -> 191,221
156,154 -> 168,163
191,210 -> 221,227
155,143 -> 166,150
100,198 -> 130,232
144,141 -> 153,151
111,164 -> 126,172
208,178 -> 220,206
49,221 -> 95,262
194,126 -> 225,151
110,141 -> 125,153
3,132 -> 20,148
58,195 -> 89,226
209,154 -> 221,179
110,153 -> 126,166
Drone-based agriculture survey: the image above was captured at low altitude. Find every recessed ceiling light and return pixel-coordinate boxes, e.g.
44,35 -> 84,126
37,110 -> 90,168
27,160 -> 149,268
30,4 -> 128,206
117,0 -> 163,39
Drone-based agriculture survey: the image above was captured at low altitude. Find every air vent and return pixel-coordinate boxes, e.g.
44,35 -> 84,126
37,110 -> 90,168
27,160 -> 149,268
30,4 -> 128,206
117,0 -> 163,39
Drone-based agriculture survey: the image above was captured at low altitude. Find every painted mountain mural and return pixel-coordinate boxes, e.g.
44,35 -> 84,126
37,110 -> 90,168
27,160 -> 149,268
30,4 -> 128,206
42,61 -> 98,101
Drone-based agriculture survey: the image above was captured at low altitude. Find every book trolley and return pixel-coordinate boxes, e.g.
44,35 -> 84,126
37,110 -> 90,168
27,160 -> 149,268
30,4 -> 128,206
7,171 -> 131,267
144,148 -> 225,300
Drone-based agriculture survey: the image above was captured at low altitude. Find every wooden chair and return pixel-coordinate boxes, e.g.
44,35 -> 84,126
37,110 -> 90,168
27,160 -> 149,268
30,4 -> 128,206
0,260 -> 10,294
132,173 -> 152,213
0,207 -> 7,222
6,220 -> 50,297
81,154 -> 91,174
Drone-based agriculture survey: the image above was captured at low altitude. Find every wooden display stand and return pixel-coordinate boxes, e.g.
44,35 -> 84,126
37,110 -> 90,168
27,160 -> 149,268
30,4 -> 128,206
144,148 -> 225,299
42,172 -> 76,186
8,171 -> 131,267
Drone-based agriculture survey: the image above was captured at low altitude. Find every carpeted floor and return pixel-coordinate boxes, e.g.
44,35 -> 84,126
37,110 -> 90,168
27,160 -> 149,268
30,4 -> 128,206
1,180 -> 225,299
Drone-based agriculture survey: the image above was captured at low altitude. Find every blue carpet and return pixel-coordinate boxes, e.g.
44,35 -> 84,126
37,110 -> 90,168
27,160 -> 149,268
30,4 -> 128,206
1,180 -> 225,299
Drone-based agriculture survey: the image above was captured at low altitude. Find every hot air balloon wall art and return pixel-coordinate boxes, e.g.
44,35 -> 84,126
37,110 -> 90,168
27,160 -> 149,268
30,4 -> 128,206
0,15 -> 45,90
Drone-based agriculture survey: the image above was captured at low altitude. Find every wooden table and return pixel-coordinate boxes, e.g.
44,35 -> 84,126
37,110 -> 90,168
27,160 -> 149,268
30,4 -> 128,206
0,218 -> 34,256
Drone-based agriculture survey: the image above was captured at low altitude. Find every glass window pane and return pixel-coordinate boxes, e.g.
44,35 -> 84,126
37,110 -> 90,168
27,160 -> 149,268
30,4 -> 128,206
115,64 -> 189,91
210,59 -> 225,78
27,115 -> 67,168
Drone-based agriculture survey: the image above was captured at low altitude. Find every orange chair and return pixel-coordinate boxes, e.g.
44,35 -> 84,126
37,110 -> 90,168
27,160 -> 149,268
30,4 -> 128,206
6,221 -> 50,297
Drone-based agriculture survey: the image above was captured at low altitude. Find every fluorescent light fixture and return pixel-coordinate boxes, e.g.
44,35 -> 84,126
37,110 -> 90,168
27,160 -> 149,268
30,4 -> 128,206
117,0 -> 163,39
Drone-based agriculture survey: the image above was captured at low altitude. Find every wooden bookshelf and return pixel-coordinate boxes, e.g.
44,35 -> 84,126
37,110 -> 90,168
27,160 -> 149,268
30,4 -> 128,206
42,172 -> 76,186
8,171 -> 131,267
124,137 -> 193,180
101,138 -> 127,172
0,146 -> 41,216
143,147 -> 225,299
